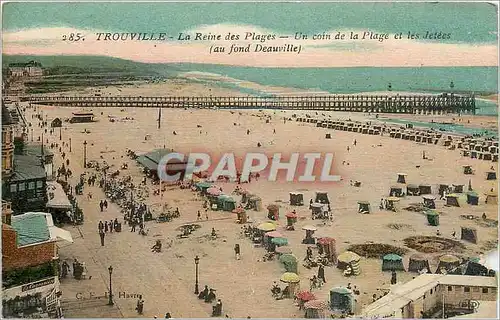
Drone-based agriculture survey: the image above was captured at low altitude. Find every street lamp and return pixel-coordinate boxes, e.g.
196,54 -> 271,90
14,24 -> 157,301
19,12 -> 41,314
83,140 -> 88,168
194,256 -> 200,294
108,266 -> 114,305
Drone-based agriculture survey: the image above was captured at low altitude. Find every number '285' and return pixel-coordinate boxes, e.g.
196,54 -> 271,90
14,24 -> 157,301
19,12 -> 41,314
62,33 -> 84,41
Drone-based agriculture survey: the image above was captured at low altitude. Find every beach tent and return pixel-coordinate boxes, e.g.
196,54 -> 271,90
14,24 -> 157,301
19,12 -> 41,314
425,210 -> 440,226
279,253 -> 298,273
408,254 -> 431,273
389,186 -> 403,197
385,197 -> 400,212
422,195 -> 436,209
406,184 -> 420,196
438,184 -> 450,197
330,287 -> 355,314
460,227 -> 478,244
337,251 -> 361,275
464,260 -> 489,276
246,196 -> 263,211
267,204 -> 280,221
486,171 -> 496,180
485,192 -> 498,205
446,194 -> 460,207
314,191 -> 330,204
382,254 -> 405,271
396,173 -> 407,184
304,300 -> 329,319
290,192 -> 304,206
217,195 -> 236,212
51,118 -> 62,128
357,201 -> 370,214
462,165 -> 473,175
419,184 -> 432,195
302,225 -> 317,244
436,254 -> 461,274
466,192 -> 479,205
317,237 -> 337,263
452,184 -> 465,193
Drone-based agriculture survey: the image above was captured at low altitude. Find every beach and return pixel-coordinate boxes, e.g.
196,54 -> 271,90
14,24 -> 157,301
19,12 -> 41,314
23,80 -> 498,318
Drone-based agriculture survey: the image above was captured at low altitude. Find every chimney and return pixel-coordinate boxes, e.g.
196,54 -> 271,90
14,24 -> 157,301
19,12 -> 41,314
2,200 -> 12,225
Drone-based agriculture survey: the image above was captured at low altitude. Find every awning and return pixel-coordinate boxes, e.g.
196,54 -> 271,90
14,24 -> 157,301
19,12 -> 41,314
46,181 -> 72,210
49,226 -> 73,243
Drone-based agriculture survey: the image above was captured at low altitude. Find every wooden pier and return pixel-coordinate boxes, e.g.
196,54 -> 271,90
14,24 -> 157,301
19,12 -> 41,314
23,94 -> 476,114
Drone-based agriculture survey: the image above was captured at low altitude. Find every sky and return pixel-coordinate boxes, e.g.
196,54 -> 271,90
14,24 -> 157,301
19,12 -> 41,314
2,2 -> 499,67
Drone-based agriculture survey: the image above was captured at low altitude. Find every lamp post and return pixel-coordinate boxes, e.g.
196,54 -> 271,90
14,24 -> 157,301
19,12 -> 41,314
194,255 -> 200,294
83,140 -> 88,168
69,138 -> 72,152
108,266 -> 114,305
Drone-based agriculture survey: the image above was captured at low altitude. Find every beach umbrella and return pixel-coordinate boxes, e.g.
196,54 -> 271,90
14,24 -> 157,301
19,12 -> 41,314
302,225 -> 318,231
232,207 -> 245,214
271,237 -> 288,246
279,253 -> 298,264
280,272 -> 300,283
383,253 -> 403,261
285,212 -> 298,218
257,222 -> 277,232
266,231 -> 284,238
207,187 -> 222,196
304,300 -> 329,310
337,251 -> 360,264
276,246 -> 293,254
296,291 -> 316,302
317,237 -> 335,245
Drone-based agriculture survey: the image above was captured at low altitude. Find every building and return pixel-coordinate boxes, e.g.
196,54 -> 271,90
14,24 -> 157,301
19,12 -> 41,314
8,61 -> 43,78
69,112 -> 94,123
2,210 -> 72,318
362,274 -> 497,318
2,104 -> 15,178
136,148 -> 188,180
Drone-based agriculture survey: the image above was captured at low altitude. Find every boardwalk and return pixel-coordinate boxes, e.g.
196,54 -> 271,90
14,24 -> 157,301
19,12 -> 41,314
24,94 -> 476,114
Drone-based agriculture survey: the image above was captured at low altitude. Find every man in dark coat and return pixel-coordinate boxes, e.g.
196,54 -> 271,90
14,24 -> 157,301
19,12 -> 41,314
318,264 -> 326,283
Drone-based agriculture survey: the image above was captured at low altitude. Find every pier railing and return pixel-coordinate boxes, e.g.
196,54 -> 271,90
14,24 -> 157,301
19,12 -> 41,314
22,94 -> 476,114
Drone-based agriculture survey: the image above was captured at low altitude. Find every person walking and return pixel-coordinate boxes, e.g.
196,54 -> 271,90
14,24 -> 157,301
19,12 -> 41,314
317,264 -> 326,284
234,244 -> 241,260
99,230 -> 105,246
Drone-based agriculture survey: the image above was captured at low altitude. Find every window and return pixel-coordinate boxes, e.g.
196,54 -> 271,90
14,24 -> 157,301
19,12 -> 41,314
448,286 -> 453,291
28,182 -> 35,190
10,184 -> 17,192
430,289 -> 433,294
36,181 -> 43,188
464,287 -> 470,293
18,183 -> 25,191
482,288 -> 489,294
492,287 -> 497,293
473,287 -> 479,293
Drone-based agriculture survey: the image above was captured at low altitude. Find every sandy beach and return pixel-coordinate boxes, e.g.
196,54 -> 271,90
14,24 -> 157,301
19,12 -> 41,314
22,80 -> 498,318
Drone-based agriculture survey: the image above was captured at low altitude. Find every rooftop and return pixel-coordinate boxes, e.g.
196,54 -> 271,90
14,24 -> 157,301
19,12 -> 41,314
10,154 -> 47,182
11,213 -> 51,247
362,274 -> 498,317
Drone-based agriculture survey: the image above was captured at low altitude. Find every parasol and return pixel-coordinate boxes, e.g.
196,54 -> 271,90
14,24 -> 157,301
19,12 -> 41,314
266,231 -> 284,238
280,272 -> 300,283
285,212 -> 298,218
271,237 -> 288,246
317,237 -> 335,245
383,253 -> 402,261
296,291 -> 316,301
304,300 -> 329,310
207,187 -> 222,196
279,253 -> 297,264
232,207 -> 245,214
257,222 -> 277,232
337,251 -> 360,263
276,246 -> 293,254
302,225 -> 317,231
